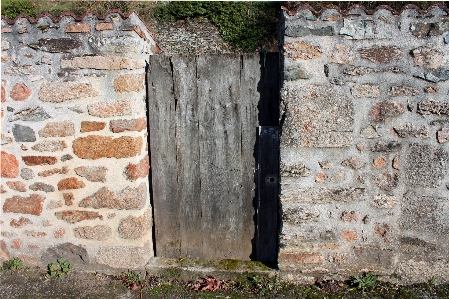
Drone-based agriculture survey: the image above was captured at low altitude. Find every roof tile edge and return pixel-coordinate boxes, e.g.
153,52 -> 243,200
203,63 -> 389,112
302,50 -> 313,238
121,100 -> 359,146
281,2 -> 449,17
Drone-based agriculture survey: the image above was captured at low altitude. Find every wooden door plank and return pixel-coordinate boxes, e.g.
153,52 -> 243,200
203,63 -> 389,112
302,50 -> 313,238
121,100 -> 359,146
197,55 -> 245,259
239,54 -> 259,259
148,55 -> 180,257
171,55 -> 203,259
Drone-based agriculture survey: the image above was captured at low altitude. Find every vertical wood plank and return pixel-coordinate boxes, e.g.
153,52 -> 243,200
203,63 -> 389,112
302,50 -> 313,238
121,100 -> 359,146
197,55 -> 245,259
148,55 -> 181,257
172,55 -> 203,259
239,54 -> 259,259
148,54 -> 264,261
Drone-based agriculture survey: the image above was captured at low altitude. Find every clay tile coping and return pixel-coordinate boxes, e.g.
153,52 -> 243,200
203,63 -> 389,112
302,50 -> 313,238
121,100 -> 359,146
282,2 -> 449,17
1,9 -> 159,51
1,9 -> 133,24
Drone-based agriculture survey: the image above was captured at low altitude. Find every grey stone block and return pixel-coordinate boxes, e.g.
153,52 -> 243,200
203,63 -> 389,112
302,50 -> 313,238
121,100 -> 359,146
405,144 -> 448,188
285,25 -> 334,37
281,85 -> 354,148
414,69 -> 449,82
400,191 -> 449,234
417,100 -> 449,116
282,187 -> 366,204
29,38 -> 82,53
12,124 -> 36,142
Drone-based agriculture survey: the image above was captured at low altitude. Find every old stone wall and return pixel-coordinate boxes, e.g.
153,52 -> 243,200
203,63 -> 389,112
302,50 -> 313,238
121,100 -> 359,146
279,5 -> 449,284
1,12 -> 157,270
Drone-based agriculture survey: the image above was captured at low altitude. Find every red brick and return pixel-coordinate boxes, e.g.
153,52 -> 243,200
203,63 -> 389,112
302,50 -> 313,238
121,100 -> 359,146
57,177 -> 85,191
3,194 -> 45,216
22,156 -> 57,166
1,151 -> 19,178
11,239 -> 21,249
95,22 -> 113,31
279,252 -> 324,264
1,27 -> 12,33
66,23 -> 91,33
133,26 -> 147,39
10,83 -> 32,101
342,230 -> 358,241
28,244 -> 40,249
125,155 -> 150,181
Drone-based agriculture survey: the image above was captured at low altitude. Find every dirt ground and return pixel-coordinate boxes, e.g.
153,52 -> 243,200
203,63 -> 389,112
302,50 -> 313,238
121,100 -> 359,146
1,268 -> 449,299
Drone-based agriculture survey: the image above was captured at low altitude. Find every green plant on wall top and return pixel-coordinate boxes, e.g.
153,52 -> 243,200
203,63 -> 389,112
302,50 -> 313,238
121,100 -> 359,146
155,1 -> 281,52
1,0 -> 37,19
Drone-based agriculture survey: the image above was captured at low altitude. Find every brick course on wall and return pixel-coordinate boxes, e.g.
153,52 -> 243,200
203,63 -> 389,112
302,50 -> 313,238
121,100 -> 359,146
1,12 -> 156,270
279,5 -> 449,284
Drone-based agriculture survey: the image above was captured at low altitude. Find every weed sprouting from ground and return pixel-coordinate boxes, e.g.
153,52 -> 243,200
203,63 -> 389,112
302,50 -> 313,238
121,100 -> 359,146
122,269 -> 142,290
45,258 -> 73,279
350,271 -> 379,292
2,257 -> 23,271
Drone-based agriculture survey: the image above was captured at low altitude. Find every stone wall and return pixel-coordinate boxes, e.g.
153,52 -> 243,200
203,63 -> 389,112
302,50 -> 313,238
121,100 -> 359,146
279,5 -> 449,284
1,12 -> 157,270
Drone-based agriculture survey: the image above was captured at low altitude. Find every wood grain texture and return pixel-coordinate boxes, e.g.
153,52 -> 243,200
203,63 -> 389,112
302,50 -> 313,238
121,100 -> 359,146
148,55 -> 180,257
148,54 -> 278,261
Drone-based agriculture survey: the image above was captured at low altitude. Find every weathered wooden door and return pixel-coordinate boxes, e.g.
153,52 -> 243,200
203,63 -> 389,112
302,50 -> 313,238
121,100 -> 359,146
148,54 -> 279,262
